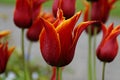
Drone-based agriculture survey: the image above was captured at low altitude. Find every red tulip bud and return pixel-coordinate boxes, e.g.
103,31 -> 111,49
13,0 -> 32,28
0,43 -> 15,73
96,23 -> 120,62
52,0 -> 76,19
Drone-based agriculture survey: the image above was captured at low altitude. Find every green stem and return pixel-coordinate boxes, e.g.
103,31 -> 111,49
27,42 -> 32,65
59,67 -> 62,80
27,41 -> 32,79
56,67 -> 59,80
102,62 -> 106,80
21,29 -> 25,79
88,27 -> 92,80
21,29 -> 30,80
93,27 -> 97,80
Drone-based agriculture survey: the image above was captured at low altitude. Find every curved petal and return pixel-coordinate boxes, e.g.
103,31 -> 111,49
102,23 -> 114,39
0,30 -> 10,39
8,46 -> 15,58
71,21 -> 95,51
39,18 -> 61,66
59,21 -> 95,67
83,1 -> 90,21
108,25 -> 120,40
55,11 -> 81,66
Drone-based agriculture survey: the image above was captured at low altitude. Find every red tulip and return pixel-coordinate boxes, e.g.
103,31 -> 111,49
84,0 -> 117,35
52,0 -> 76,19
0,43 -> 15,74
96,23 -> 120,62
14,0 -> 47,28
14,0 -> 32,28
0,31 -> 15,74
39,9 -> 94,67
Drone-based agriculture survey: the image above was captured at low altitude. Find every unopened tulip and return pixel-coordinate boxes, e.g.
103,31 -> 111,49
96,23 -> 120,62
13,0 -> 32,28
52,0 -> 76,19
0,31 -> 15,74
14,0 -> 47,28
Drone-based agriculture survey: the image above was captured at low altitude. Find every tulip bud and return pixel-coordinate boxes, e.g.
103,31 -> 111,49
0,43 -> 15,74
96,24 -> 120,62
13,0 -> 32,28
26,18 -> 43,42
52,0 -> 76,19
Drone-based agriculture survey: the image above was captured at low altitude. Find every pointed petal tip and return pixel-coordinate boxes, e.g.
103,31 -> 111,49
8,46 -> 15,57
9,46 -> 15,53
57,8 -> 64,19
0,30 -> 11,38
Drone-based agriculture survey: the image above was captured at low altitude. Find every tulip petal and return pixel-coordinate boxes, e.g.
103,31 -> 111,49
55,12 -> 81,66
108,25 -> 120,40
102,23 -> 114,39
0,42 -> 14,73
39,18 -> 61,66
62,21 -> 95,66
72,21 -> 95,51
83,1 -> 90,21
96,23 -> 120,62
53,9 -> 65,28
8,46 -> 15,58
97,38 -> 118,62
0,30 -> 10,39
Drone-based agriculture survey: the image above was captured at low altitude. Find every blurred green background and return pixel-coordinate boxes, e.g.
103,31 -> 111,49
0,0 -> 120,17
0,0 -> 120,79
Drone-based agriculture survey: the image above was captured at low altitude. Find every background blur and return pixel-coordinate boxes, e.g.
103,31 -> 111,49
0,0 -> 120,80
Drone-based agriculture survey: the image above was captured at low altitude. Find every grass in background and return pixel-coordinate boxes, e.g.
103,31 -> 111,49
110,1 -> 120,17
0,0 -> 15,5
0,0 -> 120,17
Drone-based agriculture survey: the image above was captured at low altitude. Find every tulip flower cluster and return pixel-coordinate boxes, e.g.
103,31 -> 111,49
1,0 -> 120,80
